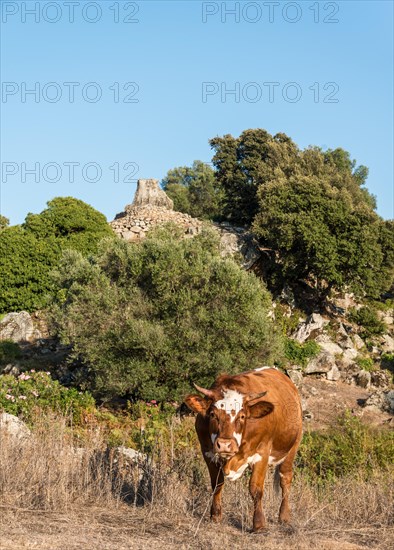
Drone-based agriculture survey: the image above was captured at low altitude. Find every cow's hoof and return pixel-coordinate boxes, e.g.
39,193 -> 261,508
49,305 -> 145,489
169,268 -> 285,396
210,515 -> 222,524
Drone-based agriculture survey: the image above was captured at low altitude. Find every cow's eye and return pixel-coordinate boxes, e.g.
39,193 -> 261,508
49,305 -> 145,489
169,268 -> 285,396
210,411 -> 216,418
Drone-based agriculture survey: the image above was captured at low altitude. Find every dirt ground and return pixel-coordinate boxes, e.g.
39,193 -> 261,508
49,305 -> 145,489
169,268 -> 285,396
0,505 -> 389,550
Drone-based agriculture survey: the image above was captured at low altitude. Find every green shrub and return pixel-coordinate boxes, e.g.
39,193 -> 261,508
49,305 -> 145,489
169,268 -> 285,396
0,371 -> 95,423
297,412 -> 394,485
349,306 -> 385,338
284,338 -> 320,367
50,225 -> 282,402
0,340 -> 21,364
355,357 -> 375,372
0,198 -> 113,313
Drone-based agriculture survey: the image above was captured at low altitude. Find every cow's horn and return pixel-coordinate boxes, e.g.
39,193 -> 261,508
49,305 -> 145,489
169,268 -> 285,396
193,383 -> 215,399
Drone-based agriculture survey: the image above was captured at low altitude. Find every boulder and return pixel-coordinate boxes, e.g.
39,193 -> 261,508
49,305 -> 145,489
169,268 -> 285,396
315,335 -> 343,356
304,351 -> 335,374
292,313 -> 328,343
363,390 -> 394,413
0,311 -> 41,343
0,412 -> 31,441
352,334 -> 365,351
286,369 -> 303,387
342,348 -> 358,362
381,334 -> 394,353
370,370 -> 391,389
326,365 -> 341,381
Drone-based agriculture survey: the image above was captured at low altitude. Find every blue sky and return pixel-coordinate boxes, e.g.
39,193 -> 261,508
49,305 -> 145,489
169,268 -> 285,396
1,0 -> 393,224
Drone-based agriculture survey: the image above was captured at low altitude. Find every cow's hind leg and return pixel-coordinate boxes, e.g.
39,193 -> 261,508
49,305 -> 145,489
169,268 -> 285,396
249,457 -> 269,532
276,450 -> 297,525
206,459 -> 224,522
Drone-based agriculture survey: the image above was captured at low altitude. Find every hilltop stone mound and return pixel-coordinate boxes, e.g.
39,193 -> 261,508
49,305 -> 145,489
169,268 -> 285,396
110,179 -> 202,242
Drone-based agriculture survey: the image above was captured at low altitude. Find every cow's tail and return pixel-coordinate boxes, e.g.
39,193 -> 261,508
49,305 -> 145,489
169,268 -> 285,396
273,465 -> 281,495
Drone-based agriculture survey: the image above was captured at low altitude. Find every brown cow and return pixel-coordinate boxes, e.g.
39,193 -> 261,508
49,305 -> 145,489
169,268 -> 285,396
184,367 -> 302,532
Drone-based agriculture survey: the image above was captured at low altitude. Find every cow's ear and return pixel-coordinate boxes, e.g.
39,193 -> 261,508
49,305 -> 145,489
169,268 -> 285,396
247,400 -> 274,419
184,394 -> 212,415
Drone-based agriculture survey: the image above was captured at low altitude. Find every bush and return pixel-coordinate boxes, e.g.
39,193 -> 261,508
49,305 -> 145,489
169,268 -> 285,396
0,198 -> 113,313
297,412 -> 394,484
284,338 -> 320,367
356,357 -> 375,372
50,225 -> 282,401
0,340 -> 21,364
0,371 -> 95,423
349,306 -> 386,338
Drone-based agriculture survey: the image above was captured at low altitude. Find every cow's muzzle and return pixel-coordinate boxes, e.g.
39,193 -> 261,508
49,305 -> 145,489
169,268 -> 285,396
214,437 -> 238,458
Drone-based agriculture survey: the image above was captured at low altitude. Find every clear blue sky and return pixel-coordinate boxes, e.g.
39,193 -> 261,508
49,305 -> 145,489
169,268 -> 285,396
1,0 -> 393,224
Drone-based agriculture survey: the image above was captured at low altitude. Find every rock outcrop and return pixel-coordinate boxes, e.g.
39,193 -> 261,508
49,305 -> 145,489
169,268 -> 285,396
0,312 -> 41,343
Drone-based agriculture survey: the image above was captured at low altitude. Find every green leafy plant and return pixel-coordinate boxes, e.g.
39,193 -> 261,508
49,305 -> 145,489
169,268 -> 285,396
355,357 -> 375,372
297,412 -> 394,485
50,225 -> 282,402
284,338 -> 320,367
349,306 -> 386,338
0,197 -> 114,313
0,371 -> 95,423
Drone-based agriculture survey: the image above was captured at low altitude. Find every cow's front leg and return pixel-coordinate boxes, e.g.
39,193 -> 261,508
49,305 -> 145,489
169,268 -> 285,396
205,457 -> 224,522
249,456 -> 269,532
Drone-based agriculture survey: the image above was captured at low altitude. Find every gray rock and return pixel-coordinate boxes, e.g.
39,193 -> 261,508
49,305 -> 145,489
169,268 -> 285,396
304,351 -> 335,374
315,336 -> 343,356
326,365 -> 341,381
286,369 -> 303,387
363,390 -> 394,413
0,311 -> 41,343
292,313 -> 328,343
370,370 -> 391,389
0,412 -> 31,441
381,334 -> 394,353
356,370 -> 371,389
131,179 -> 173,210
352,334 -> 365,351
343,348 -> 358,362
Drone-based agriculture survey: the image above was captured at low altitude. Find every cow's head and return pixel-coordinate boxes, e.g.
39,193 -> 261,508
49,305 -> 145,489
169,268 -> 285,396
184,384 -> 274,460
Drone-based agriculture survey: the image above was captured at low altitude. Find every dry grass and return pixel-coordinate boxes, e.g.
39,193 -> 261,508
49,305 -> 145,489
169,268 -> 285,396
1,415 -> 393,550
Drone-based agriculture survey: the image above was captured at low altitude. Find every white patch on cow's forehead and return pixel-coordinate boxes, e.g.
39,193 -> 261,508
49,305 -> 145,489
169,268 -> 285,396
214,389 -> 243,420
211,433 -> 217,444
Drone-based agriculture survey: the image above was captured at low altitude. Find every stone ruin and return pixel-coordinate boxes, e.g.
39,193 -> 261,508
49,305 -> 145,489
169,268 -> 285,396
110,179 -> 202,241
109,178 -> 261,269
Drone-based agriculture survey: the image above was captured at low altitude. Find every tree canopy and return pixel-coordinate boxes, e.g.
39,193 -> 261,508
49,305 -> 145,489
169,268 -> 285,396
50,225 -> 282,401
209,128 -> 391,299
0,198 -> 113,313
161,160 -> 223,220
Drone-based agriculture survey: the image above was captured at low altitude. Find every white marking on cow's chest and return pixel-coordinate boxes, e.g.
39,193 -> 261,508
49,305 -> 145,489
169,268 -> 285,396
268,454 -> 287,466
247,453 -> 262,466
214,389 -> 244,422
225,453 -> 262,481
225,462 -> 249,481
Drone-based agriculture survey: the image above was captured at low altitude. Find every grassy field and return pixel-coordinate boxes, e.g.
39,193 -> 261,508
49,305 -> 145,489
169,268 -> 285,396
0,413 -> 393,550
